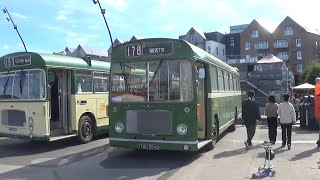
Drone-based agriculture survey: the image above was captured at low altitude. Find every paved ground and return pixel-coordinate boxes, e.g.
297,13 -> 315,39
0,125 -> 319,180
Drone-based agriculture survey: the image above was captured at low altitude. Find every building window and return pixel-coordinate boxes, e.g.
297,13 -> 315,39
317,53 -> 320,60
297,64 -> 303,73
274,39 -> 288,48
296,38 -> 302,47
230,39 -> 234,47
207,46 -> 211,54
277,52 -> 289,61
256,41 -> 269,49
297,51 -> 302,60
284,26 -> 293,36
190,35 -> 195,44
316,40 -> 319,49
245,42 -> 250,50
216,47 -> 218,56
251,29 -> 259,38
223,48 -> 225,56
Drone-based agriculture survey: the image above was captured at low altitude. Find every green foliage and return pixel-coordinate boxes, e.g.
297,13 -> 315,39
301,61 -> 320,84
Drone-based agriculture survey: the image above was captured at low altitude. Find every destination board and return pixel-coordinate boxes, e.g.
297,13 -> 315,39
4,54 -> 31,68
125,42 -> 173,57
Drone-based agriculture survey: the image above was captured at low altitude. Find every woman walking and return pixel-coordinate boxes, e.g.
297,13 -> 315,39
264,95 -> 279,144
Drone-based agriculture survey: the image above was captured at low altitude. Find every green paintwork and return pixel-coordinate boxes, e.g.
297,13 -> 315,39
0,52 -> 110,71
109,38 -> 241,151
95,125 -> 110,135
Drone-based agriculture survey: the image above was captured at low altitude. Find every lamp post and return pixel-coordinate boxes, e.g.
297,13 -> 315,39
92,0 -> 114,50
3,7 -> 27,52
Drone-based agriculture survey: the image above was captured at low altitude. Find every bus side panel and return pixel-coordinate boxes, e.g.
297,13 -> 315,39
71,94 -> 109,134
0,102 -> 49,140
95,93 -> 109,134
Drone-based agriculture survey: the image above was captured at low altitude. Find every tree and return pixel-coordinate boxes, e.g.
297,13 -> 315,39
301,61 -> 320,84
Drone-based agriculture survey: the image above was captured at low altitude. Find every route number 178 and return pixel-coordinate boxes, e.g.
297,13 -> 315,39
126,45 -> 142,57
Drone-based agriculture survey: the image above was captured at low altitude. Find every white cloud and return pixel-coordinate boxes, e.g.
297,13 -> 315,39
257,18 -> 279,33
162,25 -> 175,32
65,31 -> 100,47
269,0 -> 320,34
11,13 -> 28,20
101,0 -> 128,12
3,45 -> 11,50
56,14 -> 67,21
159,0 -> 170,7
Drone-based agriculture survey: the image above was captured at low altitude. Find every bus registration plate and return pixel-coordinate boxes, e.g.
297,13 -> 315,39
139,144 -> 160,150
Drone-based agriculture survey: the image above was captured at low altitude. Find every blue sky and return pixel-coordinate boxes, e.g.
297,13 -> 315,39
0,0 -> 319,55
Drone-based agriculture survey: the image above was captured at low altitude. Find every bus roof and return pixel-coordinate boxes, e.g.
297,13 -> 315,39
0,52 -> 110,71
111,38 -> 238,74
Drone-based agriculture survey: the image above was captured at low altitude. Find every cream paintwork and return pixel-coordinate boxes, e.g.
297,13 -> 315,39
70,93 -> 109,131
0,102 -> 49,136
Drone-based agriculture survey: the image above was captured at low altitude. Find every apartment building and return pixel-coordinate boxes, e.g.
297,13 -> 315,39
240,16 -> 320,84
179,27 -> 227,60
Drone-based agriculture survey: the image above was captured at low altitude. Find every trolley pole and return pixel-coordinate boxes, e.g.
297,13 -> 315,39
3,7 -> 27,52
92,0 -> 114,51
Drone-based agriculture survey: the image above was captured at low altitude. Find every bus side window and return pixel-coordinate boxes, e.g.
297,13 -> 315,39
75,70 -> 92,93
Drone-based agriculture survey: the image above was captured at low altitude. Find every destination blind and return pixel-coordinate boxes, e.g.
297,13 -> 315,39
4,54 -> 31,68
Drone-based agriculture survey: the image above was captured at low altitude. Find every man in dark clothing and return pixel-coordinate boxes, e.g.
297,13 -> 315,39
242,90 -> 261,149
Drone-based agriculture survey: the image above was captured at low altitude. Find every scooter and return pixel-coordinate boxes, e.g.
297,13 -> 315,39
252,142 -> 276,179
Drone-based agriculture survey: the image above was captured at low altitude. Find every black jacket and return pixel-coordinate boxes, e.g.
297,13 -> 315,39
242,98 -> 261,126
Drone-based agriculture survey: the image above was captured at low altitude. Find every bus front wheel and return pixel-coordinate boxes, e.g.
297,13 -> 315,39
77,115 -> 94,143
206,117 -> 219,150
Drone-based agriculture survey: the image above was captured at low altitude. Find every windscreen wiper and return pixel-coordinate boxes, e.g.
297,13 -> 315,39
149,59 -> 163,85
19,70 -> 26,95
3,71 -> 10,96
119,62 -> 128,91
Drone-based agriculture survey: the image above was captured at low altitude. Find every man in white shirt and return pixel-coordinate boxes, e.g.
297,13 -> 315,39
277,93 -> 296,150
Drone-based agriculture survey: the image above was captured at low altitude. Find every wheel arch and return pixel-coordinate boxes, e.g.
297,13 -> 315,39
79,112 -> 97,135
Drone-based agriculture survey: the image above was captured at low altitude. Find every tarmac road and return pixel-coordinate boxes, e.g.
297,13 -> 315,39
0,125 -> 319,180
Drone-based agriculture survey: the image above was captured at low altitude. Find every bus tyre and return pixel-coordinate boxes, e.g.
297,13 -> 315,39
77,116 -> 93,143
206,118 -> 219,150
228,110 -> 237,132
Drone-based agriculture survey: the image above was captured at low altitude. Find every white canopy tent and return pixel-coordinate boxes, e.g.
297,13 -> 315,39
292,83 -> 315,90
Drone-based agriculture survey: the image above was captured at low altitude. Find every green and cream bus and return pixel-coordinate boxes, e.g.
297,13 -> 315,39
0,52 -> 110,143
109,38 -> 242,151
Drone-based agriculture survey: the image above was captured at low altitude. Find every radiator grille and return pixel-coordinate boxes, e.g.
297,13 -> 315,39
126,110 -> 172,135
1,110 -> 26,127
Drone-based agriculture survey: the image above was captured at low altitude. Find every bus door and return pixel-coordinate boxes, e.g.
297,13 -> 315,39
48,69 -> 71,136
196,63 -> 206,139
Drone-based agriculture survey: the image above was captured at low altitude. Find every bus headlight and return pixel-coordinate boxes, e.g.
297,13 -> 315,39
177,124 -> 187,135
115,123 -> 124,133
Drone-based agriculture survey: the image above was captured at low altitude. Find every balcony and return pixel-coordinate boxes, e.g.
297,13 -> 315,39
274,42 -> 288,48
250,70 -> 283,80
277,54 -> 289,61
255,44 -> 269,50
227,57 -> 258,65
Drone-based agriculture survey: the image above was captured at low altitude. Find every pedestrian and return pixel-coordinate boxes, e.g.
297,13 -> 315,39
264,95 -> 279,144
242,90 -> 261,149
277,93 -> 296,150
314,77 -> 320,147
293,94 -> 300,121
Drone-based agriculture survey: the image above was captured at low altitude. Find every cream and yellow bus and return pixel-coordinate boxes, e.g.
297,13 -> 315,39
0,52 -> 110,143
